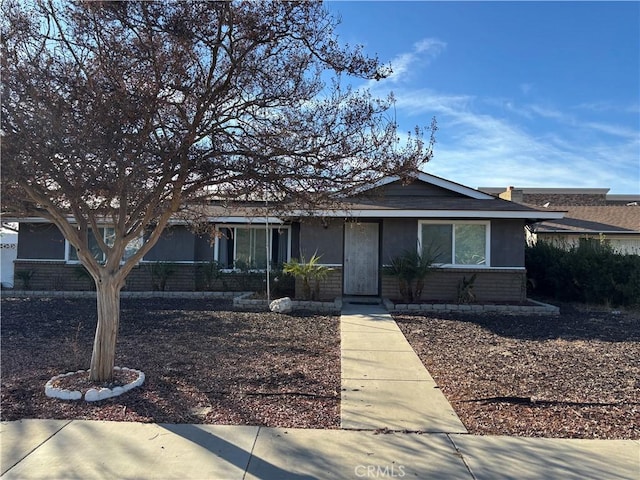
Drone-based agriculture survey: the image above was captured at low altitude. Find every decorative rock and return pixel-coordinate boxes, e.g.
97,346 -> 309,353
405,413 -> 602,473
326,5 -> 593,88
68,390 -> 82,400
270,297 -> 293,313
45,367 -> 145,402
97,388 -> 112,401
44,384 -> 55,398
85,388 -> 100,402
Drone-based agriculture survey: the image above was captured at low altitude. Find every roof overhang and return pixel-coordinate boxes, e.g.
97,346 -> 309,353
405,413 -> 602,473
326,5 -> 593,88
286,209 -> 565,220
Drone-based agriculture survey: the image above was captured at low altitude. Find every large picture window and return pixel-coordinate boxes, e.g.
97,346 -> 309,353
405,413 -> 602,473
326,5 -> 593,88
216,226 -> 290,270
66,227 -> 142,263
419,221 -> 489,266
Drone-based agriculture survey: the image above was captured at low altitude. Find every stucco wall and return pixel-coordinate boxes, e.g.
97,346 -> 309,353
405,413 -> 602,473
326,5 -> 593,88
144,226 -> 202,262
491,219 -> 525,266
297,219 -> 343,264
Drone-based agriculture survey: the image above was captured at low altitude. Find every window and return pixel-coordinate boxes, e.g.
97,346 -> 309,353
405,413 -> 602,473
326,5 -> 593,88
419,221 -> 489,266
216,226 -> 290,270
66,227 -> 143,263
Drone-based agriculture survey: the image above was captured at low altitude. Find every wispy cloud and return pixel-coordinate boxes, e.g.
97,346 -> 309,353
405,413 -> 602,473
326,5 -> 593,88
385,38 -> 446,84
384,87 -> 640,193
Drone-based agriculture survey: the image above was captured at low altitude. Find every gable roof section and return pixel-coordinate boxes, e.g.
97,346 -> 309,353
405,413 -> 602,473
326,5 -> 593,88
286,173 -> 565,221
362,172 -> 495,200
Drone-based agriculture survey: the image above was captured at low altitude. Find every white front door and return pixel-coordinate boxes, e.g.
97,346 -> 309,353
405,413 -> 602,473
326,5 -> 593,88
343,222 -> 379,295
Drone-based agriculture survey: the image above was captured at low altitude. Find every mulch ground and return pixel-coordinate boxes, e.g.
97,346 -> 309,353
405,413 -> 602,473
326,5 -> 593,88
395,304 -> 640,439
3,297 -> 638,439
1,297 -> 341,428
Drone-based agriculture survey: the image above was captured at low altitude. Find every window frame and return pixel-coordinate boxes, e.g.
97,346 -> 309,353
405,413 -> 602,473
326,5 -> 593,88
65,227 -> 143,264
214,224 -> 292,271
418,220 -> 491,267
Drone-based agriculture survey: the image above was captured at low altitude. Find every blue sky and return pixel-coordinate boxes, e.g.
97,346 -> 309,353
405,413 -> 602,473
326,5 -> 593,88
326,1 -> 640,194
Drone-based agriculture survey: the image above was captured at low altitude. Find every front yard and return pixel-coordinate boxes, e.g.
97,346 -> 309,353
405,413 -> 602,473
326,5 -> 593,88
2,296 -> 637,438
0,297 -> 341,428
396,306 -> 640,439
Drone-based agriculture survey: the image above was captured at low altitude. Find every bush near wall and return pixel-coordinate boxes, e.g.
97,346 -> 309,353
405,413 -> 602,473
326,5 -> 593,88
525,239 -> 640,307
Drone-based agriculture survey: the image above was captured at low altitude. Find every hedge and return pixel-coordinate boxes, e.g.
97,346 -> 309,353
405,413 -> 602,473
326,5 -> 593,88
525,238 -> 640,307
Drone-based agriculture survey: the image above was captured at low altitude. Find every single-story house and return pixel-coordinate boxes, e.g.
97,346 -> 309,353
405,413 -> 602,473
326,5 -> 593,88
480,186 -> 640,255
11,173 -> 564,301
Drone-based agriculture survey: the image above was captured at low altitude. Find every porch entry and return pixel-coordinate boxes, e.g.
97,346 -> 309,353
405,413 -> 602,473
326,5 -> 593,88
343,222 -> 379,296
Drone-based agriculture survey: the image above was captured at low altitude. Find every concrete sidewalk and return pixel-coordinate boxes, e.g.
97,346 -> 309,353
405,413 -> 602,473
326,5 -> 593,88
1,302 -> 639,479
1,419 -> 638,479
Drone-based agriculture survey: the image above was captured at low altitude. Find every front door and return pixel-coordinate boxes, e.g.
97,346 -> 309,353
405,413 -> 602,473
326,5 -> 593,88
343,222 -> 379,295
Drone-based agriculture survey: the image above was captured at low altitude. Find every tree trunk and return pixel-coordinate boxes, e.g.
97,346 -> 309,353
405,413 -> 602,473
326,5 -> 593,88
89,275 -> 122,382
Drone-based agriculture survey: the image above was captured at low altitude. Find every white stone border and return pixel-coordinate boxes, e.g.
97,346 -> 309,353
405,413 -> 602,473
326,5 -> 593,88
44,367 -> 145,402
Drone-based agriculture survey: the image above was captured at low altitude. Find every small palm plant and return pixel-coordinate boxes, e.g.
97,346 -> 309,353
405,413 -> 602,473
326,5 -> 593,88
283,253 -> 332,300
384,243 -> 440,302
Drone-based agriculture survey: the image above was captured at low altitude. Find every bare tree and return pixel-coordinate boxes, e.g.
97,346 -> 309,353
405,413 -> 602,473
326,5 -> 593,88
1,0 -> 434,381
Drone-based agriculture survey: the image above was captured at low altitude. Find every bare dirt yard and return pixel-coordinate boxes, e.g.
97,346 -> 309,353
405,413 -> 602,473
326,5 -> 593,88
396,305 -> 640,439
1,297 -> 340,428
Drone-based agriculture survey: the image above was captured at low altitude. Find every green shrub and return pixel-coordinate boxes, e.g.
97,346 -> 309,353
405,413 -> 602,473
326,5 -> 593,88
15,270 -> 34,290
148,262 -> 176,291
526,238 -> 640,307
283,253 -> 332,300
384,247 -> 438,302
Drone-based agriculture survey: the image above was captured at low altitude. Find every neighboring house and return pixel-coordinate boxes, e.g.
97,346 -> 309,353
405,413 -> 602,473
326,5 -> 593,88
11,172 -> 563,301
481,186 -> 640,255
1,225 -> 18,288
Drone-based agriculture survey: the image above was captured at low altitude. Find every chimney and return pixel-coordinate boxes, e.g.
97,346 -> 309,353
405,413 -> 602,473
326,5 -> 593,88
499,186 -> 524,203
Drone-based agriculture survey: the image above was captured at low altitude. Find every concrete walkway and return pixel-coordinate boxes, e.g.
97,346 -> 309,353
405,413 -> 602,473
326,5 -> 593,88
340,302 -> 466,432
1,302 -> 639,479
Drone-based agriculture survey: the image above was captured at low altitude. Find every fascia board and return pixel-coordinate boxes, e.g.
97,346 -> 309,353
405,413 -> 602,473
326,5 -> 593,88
415,172 -> 495,199
536,230 -> 640,235
287,209 -> 566,220
207,216 -> 285,224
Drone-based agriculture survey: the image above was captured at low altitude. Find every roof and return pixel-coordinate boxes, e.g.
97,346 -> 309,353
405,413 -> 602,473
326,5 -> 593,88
8,173 -> 567,224
283,175 -> 565,221
533,205 -> 640,234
